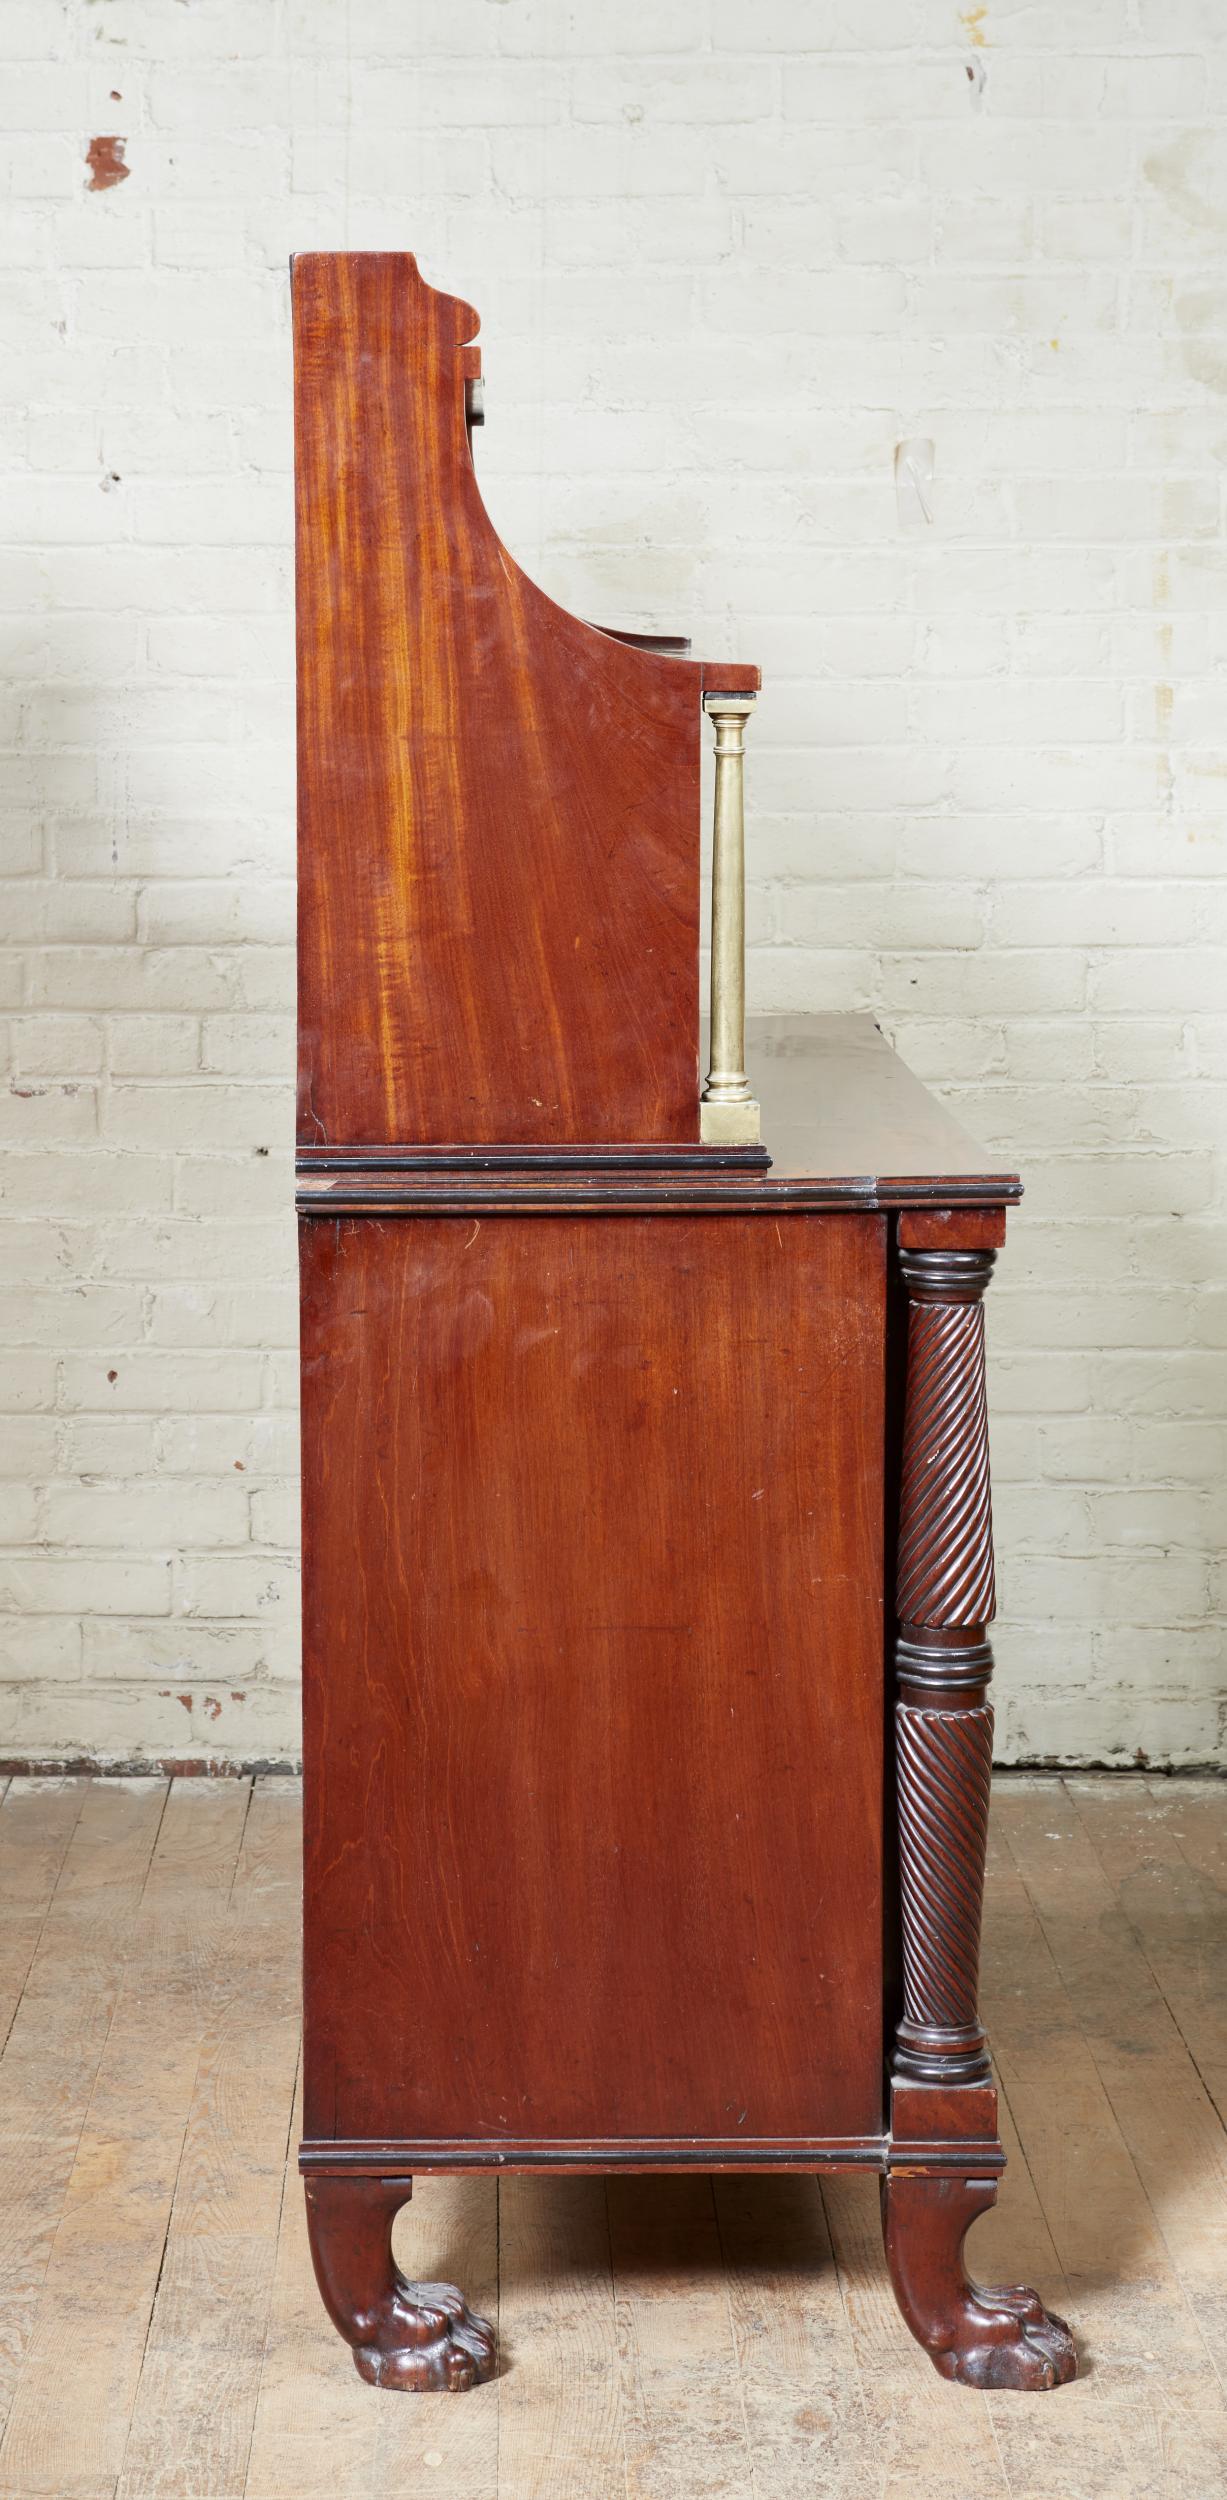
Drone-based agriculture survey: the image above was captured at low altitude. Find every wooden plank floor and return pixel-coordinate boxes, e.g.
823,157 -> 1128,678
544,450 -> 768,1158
0,1773 -> 1223,2500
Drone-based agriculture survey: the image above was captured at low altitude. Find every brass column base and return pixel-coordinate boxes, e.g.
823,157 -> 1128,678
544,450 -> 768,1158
700,1096 -> 761,1146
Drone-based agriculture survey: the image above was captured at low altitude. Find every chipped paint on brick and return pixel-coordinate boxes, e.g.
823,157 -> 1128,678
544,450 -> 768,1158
86,135 -> 129,191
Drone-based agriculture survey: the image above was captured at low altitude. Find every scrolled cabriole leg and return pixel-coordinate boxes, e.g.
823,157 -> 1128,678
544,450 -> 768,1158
883,1227 -> 1076,2390
304,2175 -> 496,2391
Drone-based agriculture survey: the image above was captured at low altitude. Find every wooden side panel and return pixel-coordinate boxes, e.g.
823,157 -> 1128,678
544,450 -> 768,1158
300,1211 -> 887,2148
294,251 -> 707,1149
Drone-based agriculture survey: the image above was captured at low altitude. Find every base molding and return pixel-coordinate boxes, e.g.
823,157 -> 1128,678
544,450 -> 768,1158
299,2127 -> 1006,2179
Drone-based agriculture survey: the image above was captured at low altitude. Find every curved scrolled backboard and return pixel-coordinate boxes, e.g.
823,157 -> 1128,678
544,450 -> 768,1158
293,252 -> 758,1149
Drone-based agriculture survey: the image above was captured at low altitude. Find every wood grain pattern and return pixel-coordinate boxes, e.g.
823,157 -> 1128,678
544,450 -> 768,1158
0,1778 -> 84,2059
294,1016 -> 1023,1211
898,1207 -> 1008,1250
2,1779 -> 1224,2490
819,2170 -> 1016,2490
981,1789 -> 1227,2487
294,252 -> 757,1151
608,2175 -> 754,2496
997,1785 -> 1227,2399
300,1210 -> 887,2154
496,2178 -> 623,2499
0,1781 -> 180,2499
291,245 -> 1046,2412
739,1017 -> 1021,1193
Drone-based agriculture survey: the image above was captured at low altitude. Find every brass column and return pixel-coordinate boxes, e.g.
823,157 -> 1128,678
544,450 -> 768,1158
701,692 -> 760,1145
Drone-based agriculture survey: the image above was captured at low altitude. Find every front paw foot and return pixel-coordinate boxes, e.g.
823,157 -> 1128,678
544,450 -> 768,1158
882,2172 -> 1077,2392
354,2278 -> 497,2392
304,2176 -> 497,2393
933,2285 -> 1077,2390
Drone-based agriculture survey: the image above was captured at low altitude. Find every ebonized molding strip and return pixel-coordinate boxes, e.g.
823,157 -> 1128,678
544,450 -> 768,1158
298,2133 -> 1007,2176
297,1142 -> 772,1171
297,1172 -> 1022,1215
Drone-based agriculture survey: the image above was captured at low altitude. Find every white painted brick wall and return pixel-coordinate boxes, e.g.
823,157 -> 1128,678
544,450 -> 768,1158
2,0 -> 1224,1769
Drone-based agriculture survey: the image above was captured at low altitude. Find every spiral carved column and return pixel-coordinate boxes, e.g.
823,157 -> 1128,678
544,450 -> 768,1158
893,1245 -> 997,2089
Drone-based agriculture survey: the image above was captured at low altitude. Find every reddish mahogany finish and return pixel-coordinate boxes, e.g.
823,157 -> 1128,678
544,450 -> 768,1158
294,251 -> 755,1151
884,1248 -> 1074,2381
882,2172 -> 1077,2390
295,253 -> 1075,2399
300,1212 -> 886,2149
304,2177 -> 494,2390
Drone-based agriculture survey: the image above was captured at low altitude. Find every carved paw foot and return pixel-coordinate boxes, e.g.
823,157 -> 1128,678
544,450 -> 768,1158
931,2282 -> 1077,2390
304,2174 -> 497,2392
353,2276 -> 497,2391
882,2173 -> 1077,2392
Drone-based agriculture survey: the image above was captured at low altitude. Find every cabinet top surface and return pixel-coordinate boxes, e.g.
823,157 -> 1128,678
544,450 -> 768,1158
296,1014 -> 1020,1210
747,1015 -> 1018,1193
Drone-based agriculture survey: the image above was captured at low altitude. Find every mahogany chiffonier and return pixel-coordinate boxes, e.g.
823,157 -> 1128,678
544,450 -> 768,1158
292,252 -> 1076,2398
